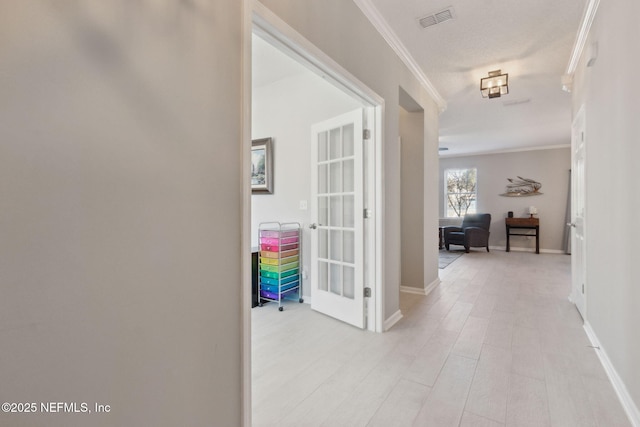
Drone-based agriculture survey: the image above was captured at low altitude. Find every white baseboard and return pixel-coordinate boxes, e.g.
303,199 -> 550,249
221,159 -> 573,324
489,245 -> 566,254
399,286 -> 425,295
541,249 -> 566,254
584,322 -> 640,427
400,278 -> 440,296
424,278 -> 440,295
383,309 -> 403,331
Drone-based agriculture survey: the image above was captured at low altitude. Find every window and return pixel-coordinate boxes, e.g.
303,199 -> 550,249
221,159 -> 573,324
445,168 -> 477,217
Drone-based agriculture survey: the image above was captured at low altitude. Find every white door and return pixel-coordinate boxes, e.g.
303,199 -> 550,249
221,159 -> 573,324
310,109 -> 365,328
571,106 -> 586,319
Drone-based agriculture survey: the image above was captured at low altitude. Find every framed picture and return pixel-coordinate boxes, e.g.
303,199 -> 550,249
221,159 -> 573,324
251,137 -> 273,194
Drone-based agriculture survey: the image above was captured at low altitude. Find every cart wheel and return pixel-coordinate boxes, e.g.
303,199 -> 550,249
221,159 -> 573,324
278,307 -> 283,312
299,298 -> 304,303
258,302 -> 263,307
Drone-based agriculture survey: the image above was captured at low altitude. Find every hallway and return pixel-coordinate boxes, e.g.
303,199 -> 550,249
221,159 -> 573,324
252,251 -> 630,426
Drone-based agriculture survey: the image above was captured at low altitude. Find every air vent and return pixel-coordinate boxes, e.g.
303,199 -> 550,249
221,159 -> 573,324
418,15 -> 437,28
435,9 -> 453,23
417,7 -> 455,29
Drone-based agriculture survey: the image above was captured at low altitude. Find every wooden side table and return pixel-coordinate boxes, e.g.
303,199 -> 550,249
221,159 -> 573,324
505,217 -> 540,254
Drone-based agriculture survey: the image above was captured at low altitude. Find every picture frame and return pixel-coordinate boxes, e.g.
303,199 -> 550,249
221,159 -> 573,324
251,137 -> 274,194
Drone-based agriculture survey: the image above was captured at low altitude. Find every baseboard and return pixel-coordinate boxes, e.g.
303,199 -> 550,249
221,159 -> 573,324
489,245 -> 566,254
383,309 -> 403,331
425,278 -> 440,295
399,285 -> 422,295
400,278 -> 440,296
540,248 -> 566,254
584,322 -> 640,427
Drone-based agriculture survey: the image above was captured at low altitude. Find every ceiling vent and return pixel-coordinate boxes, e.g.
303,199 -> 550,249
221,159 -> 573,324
417,7 -> 455,29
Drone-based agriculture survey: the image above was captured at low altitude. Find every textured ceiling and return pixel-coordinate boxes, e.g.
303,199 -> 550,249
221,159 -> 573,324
370,0 -> 587,156
253,1 -> 587,157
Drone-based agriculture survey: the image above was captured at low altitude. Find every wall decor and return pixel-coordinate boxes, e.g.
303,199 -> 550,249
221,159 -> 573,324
499,176 -> 543,197
251,137 -> 273,194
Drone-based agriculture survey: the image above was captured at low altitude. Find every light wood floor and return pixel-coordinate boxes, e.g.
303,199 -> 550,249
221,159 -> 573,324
251,250 -> 631,427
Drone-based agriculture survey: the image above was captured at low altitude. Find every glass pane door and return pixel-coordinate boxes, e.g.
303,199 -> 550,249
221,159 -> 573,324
311,109 -> 364,328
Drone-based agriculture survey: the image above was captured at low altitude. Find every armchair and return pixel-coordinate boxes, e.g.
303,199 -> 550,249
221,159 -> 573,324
443,213 -> 492,253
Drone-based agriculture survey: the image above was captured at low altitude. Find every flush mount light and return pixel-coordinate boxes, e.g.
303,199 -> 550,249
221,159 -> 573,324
480,70 -> 509,99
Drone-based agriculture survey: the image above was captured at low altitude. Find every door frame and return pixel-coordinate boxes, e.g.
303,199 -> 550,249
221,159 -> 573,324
250,2 -> 384,332
569,104 -> 587,319
242,2 -> 385,425
241,2 -> 252,427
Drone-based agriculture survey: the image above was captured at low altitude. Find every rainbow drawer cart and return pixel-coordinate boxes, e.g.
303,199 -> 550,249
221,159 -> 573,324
258,222 -> 303,311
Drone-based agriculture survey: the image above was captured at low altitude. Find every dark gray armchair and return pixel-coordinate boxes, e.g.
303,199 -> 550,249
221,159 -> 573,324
443,213 -> 492,253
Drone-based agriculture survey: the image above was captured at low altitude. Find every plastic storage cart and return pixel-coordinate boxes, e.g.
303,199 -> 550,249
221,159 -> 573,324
258,222 -> 303,311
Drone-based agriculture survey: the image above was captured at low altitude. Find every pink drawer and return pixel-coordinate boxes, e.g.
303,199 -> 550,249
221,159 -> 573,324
260,230 -> 299,238
260,243 -> 298,252
260,237 -> 279,246
259,236 -> 299,245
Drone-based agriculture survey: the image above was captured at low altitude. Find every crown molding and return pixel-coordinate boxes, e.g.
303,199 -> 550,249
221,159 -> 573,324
353,0 -> 447,112
439,144 -> 570,158
565,0 -> 600,76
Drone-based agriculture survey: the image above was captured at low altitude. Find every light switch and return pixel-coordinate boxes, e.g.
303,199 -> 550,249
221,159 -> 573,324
299,200 -> 308,210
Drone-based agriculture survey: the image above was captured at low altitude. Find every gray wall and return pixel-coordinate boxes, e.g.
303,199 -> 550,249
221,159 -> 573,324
0,2 -> 243,426
400,107 -> 425,289
572,0 -> 640,416
260,0 -> 441,321
439,148 -> 571,252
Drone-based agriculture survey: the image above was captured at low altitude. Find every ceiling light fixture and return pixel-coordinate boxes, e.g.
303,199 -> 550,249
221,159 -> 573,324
480,70 -> 509,99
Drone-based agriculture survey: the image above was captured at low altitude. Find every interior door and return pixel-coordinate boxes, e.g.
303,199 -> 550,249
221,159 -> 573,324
571,106 -> 586,319
310,109 -> 365,328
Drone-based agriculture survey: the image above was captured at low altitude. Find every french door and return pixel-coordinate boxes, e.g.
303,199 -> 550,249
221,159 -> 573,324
310,109 -> 365,328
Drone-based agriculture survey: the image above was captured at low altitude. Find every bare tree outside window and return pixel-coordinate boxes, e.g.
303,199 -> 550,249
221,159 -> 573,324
445,168 -> 477,217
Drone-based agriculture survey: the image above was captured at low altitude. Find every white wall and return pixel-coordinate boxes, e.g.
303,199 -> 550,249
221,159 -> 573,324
252,68 -> 362,298
260,0 -> 441,321
572,0 -> 640,420
0,2 -> 243,426
439,148 -> 571,252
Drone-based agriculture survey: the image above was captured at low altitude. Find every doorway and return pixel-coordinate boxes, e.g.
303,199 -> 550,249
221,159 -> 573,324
244,7 -> 385,423
249,1 -> 384,330
251,33 -> 374,326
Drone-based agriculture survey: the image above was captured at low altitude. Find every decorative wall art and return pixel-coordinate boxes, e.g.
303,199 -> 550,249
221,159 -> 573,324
499,176 -> 543,197
251,137 -> 274,194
